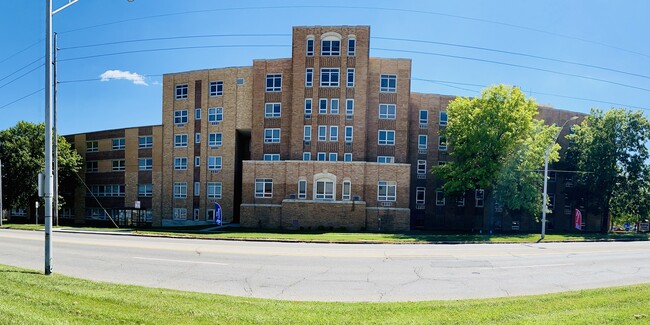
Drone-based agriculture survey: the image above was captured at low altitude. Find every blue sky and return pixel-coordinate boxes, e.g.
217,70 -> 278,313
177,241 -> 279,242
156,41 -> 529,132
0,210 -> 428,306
1,0 -> 648,135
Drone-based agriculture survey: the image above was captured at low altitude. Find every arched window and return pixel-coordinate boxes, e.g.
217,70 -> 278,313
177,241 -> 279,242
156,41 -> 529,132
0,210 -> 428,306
321,33 -> 341,56
306,36 -> 315,56
313,172 -> 337,200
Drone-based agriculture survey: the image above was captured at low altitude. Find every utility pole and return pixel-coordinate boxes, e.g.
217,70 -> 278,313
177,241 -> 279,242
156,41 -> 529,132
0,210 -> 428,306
44,0 -> 54,275
53,32 -> 59,227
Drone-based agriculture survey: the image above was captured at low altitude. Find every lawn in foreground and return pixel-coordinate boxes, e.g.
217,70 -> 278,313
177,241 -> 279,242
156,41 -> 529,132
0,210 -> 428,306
0,264 -> 648,324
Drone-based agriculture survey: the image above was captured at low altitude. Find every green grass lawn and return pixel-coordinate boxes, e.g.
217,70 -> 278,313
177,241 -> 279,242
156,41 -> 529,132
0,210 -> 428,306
0,264 -> 648,324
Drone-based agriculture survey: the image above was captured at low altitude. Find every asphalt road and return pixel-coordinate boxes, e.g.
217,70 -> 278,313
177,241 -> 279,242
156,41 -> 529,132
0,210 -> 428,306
1,228 -> 649,302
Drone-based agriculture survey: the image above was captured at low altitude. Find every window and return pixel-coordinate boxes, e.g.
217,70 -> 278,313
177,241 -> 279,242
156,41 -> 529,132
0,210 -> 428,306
548,193 -> 555,209
195,133 -> 201,144
86,161 -> 98,172
174,110 -> 188,125
263,154 -> 280,161
320,68 -> 340,87
208,156 -> 222,170
195,108 -> 201,120
208,132 -> 222,147
304,126 -> 312,141
342,180 -> 351,200
416,187 -> 426,205
418,135 -> 428,150
345,126 -> 353,142
173,182 -> 187,198
438,136 -> 447,151
209,81 -> 223,97
138,158 -> 153,171
318,125 -> 327,141
306,37 -> 314,56
417,160 -> 427,174
330,99 -> 339,114
440,111 -> 448,126
194,182 -> 200,196
208,107 -> 223,123
347,68 -> 355,87
305,68 -> 313,87
236,78 -> 244,85
379,104 -> 396,119
195,156 -> 200,167
264,128 -> 281,143
175,84 -> 188,100
86,141 -> 99,152
298,179 -> 307,199
138,136 -> 153,148
457,196 -> 465,207
317,152 -> 326,161
86,185 -> 125,197
419,110 -> 428,125
173,208 -> 187,220
112,138 -> 125,150
344,153 -> 352,161
194,208 -> 200,221
319,98 -> 328,114
206,209 -> 215,221
378,130 -> 395,145
328,153 -> 337,161
304,99 -> 313,116
174,157 -> 188,170
255,178 -> 273,198
174,134 -> 188,147
207,182 -> 222,199
138,184 -> 153,197
264,103 -> 281,118
329,126 -> 338,141
303,152 -> 311,161
436,190 -> 445,206
377,156 -> 395,163
378,181 -> 397,201
380,74 -> 397,92
347,38 -> 356,56
321,38 -> 340,56
475,189 -> 485,207
346,99 -> 354,115
315,178 -> 334,200
266,74 -> 282,92
112,160 -> 125,171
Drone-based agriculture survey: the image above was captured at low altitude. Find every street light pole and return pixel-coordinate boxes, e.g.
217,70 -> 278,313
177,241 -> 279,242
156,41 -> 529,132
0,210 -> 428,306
44,0 -> 54,276
541,116 -> 579,240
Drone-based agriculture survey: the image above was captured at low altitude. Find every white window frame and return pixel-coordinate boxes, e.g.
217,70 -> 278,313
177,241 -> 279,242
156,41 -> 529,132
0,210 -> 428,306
263,154 -> 280,161
380,74 -> 397,93
195,108 -> 201,120
207,182 -> 223,199
174,157 -> 188,170
321,38 -> 341,56
330,98 -> 339,114
315,178 -> 335,200
377,156 -> 395,164
345,126 -> 353,142
112,159 -> 125,171
173,208 -> 187,220
138,136 -> 152,149
440,111 -> 448,126
206,209 -> 215,221
255,178 -> 273,198
298,179 -> 307,199
86,140 -> 98,152
174,109 -> 188,125
416,187 -> 426,205
342,180 -> 351,200
347,37 -> 356,56
304,98 -> 313,116
319,98 -> 328,114
417,160 -> 427,175
208,107 -> 223,123
378,130 -> 396,145
195,156 -> 200,167
207,156 -> 222,170
329,126 -> 338,141
194,181 -> 200,196
264,128 -> 281,143
345,99 -> 354,115
306,37 -> 315,56
175,84 -> 188,100
138,184 -> 153,197
419,110 -> 428,125
208,132 -> 222,147
305,68 -> 313,87
264,102 -> 281,118
265,74 -> 282,92
138,158 -> 153,171
303,126 -> 312,141
439,136 -> 447,151
174,134 -> 188,147
328,153 -> 337,161
344,153 -> 352,161
418,135 -> 428,150
377,181 -> 397,202
346,68 -> 355,87
193,208 -> 200,221
379,104 -> 396,119
475,189 -> 485,208
209,80 -> 223,97
320,68 -> 340,87
195,132 -> 201,144
436,190 -> 445,206
173,182 -> 187,198
318,125 -> 327,141
112,138 -> 125,150
303,152 -> 311,161
317,152 -> 326,161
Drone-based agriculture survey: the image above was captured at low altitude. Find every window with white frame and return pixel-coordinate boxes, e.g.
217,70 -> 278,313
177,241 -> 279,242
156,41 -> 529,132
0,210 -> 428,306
342,180 -> 351,200
419,110 -> 428,125
298,179 -> 307,199
173,208 -> 187,220
318,125 -> 327,141
346,99 -> 354,115
207,182 -> 222,199
138,184 -> 153,197
475,189 -> 485,207
263,154 -> 280,161
320,68 -> 340,87
304,126 -> 312,141
112,138 -> 125,150
321,38 -> 340,56
207,156 -> 222,170
378,181 -> 396,201
236,78 -> 244,85
264,128 -> 281,143
255,178 -> 273,198
174,134 -> 188,147
305,68 -> 313,87
416,187 -> 426,205
440,111 -> 448,126
306,37 -> 314,56
175,84 -> 188,100
330,98 -> 339,114
379,104 -> 396,119
377,156 -> 395,163
138,158 -> 153,171
315,178 -> 335,200
317,152 -> 326,161
266,74 -> 282,92
345,126 -> 353,142
174,157 -> 188,170
347,68 -> 355,87
195,108 -> 201,120
344,153 -> 352,161
194,181 -> 200,196
209,81 -> 223,97
112,160 -> 125,171
174,109 -> 188,124
329,126 -> 338,141
319,98 -> 328,114
195,156 -> 200,167
173,182 -> 187,198
380,74 -> 397,92
265,103 -> 281,118
208,132 -> 222,147
438,136 -> 447,151
304,98 -> 312,116
87,141 -> 98,152
436,190 -> 445,206
208,107 -> 223,123
378,130 -> 395,145
195,133 -> 200,144
86,161 -> 98,172
457,195 -> 465,207
303,152 -> 311,161
417,160 -> 427,174
138,136 -> 152,148
347,37 -> 356,56
328,152 -> 337,161
418,135 -> 428,150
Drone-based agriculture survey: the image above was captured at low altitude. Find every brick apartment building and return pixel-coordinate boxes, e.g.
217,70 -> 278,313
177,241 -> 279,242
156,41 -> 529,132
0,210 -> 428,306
58,26 -> 594,232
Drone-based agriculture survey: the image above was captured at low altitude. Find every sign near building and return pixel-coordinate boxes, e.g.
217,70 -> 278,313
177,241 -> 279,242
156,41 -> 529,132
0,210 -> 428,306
134,201 -> 141,209
215,202 -> 222,226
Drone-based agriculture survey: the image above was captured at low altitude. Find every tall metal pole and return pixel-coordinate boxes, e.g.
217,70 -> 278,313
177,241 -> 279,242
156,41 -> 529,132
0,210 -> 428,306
44,0 -> 54,275
541,147 -> 550,239
53,32 -> 59,227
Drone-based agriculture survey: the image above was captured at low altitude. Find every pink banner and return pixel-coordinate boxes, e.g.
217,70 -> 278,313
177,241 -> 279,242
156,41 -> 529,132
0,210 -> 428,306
574,209 -> 582,230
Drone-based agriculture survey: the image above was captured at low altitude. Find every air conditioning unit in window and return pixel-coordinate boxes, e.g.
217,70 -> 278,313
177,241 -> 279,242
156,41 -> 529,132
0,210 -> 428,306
210,170 -> 219,174
417,174 -> 427,179
211,122 -> 219,126
304,141 -> 311,146
346,115 -> 353,120
418,149 -> 427,155
345,141 -> 352,146
305,114 -> 312,119
419,123 -> 427,129
176,123 -> 185,127
380,201 -> 394,207
416,205 -> 425,210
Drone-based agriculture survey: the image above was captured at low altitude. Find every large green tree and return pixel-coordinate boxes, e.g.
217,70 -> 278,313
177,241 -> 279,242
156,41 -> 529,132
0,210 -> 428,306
0,121 -> 82,213
432,85 -> 559,225
566,108 -> 650,231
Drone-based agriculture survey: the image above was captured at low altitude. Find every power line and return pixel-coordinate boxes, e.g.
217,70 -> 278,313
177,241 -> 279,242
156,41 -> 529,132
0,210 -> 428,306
0,64 -> 44,90
0,40 -> 42,65
0,56 -> 44,83
0,88 -> 44,110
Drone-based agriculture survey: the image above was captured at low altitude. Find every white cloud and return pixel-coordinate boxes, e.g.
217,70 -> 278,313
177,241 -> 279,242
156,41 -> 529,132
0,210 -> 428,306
99,70 -> 148,86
